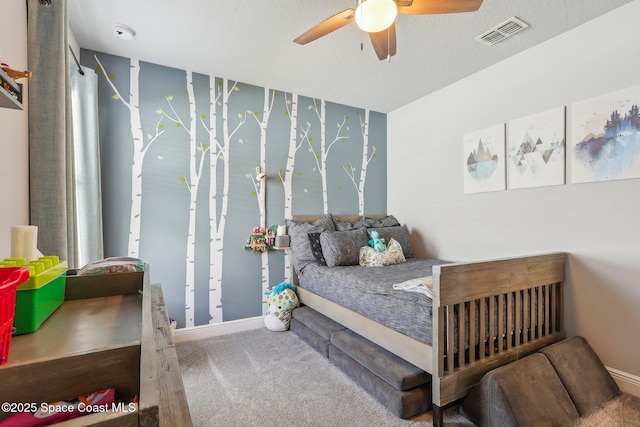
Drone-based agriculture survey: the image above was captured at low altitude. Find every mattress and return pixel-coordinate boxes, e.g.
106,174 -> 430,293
297,257 -> 449,345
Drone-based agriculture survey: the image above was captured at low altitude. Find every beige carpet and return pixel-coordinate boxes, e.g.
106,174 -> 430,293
176,327 -> 640,427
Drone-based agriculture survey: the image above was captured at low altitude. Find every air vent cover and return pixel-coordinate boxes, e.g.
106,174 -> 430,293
475,17 -> 529,46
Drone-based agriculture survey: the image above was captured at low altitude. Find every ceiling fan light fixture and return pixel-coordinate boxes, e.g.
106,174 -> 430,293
355,0 -> 398,33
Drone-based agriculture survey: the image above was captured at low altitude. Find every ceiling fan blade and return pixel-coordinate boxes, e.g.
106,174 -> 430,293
293,8 -> 356,45
398,0 -> 483,15
369,23 -> 397,61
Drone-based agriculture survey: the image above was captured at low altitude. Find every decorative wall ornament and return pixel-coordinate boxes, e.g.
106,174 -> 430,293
463,124 -> 506,194
571,85 -> 640,183
507,107 -> 566,189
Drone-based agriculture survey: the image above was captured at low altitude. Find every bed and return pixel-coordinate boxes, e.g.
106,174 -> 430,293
287,214 -> 566,427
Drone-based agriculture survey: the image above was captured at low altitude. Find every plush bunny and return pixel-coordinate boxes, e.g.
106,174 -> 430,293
368,230 -> 387,252
264,282 -> 299,332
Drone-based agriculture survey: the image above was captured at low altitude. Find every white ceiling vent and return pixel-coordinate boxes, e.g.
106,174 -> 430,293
475,17 -> 529,46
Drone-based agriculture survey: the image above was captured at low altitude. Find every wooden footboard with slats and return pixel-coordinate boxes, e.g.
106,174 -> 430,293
431,253 -> 566,425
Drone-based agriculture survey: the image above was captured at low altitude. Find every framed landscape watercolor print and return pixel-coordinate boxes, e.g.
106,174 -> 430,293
571,85 -> 640,183
463,124 -> 506,194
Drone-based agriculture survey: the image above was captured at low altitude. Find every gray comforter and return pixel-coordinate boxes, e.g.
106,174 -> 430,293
298,258 -> 449,345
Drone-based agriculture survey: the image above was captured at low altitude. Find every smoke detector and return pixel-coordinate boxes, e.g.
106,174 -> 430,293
112,24 -> 136,40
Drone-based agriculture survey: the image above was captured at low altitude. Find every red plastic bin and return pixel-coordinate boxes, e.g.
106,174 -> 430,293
0,267 -> 30,365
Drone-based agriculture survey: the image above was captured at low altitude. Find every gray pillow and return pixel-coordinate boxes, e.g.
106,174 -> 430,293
286,214 -> 335,274
333,218 -> 365,231
320,228 -> 369,267
359,215 -> 400,228
333,215 -> 400,231
368,225 -> 414,258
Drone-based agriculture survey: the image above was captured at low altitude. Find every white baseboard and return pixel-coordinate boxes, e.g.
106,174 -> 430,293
607,366 -> 640,398
173,316 -> 263,343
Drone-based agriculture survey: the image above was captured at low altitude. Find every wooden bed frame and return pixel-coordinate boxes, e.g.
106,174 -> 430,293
291,215 -> 566,427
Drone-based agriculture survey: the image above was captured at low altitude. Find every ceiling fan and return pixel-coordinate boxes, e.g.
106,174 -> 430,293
293,0 -> 484,61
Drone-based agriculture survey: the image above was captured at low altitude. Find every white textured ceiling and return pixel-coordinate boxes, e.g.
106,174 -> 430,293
68,0 -> 633,113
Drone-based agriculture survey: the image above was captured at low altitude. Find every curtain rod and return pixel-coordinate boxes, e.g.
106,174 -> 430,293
69,45 -> 85,75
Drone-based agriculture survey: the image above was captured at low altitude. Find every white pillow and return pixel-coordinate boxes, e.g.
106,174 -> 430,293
359,238 -> 406,267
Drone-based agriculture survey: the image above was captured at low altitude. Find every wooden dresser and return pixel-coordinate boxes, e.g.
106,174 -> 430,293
0,268 -> 192,426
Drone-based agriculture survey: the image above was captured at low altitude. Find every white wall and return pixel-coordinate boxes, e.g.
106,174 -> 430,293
389,0 -> 640,384
0,0 -> 29,259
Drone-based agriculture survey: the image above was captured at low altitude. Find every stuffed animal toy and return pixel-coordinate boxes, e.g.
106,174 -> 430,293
264,282 -> 299,332
368,230 -> 387,252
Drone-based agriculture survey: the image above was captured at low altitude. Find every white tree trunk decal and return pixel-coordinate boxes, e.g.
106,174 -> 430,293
307,100 -> 349,214
343,109 -> 376,216
160,71 -> 210,328
279,92 -> 300,283
94,55 -> 165,258
204,79 -> 246,323
203,79 -> 223,324
249,87 -> 275,312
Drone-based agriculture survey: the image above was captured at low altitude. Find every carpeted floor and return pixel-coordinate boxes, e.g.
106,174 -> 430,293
175,328 -> 640,427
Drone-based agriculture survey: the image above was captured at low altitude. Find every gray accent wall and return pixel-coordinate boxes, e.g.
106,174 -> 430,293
82,49 -> 387,328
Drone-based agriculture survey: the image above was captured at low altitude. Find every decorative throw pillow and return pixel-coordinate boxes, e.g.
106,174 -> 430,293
359,238 -> 406,267
333,218 -> 365,231
368,225 -> 414,258
357,215 -> 400,228
307,232 -> 326,266
333,215 -> 400,231
286,214 -> 335,273
319,227 -> 369,267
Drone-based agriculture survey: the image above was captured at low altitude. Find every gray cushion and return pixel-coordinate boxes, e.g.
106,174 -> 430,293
540,336 -> 620,416
319,228 -> 369,267
291,306 -> 346,341
461,353 -> 579,427
330,329 -> 430,391
368,225 -> 414,258
329,345 -> 431,419
333,215 -> 400,231
286,214 -> 335,274
289,318 -> 332,359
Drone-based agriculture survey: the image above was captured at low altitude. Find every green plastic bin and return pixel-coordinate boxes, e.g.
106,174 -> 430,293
0,257 -> 67,335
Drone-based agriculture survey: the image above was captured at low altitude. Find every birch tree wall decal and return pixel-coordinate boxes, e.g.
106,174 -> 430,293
157,70 -> 210,328
279,92 -> 300,283
249,87 -> 276,312
343,109 -> 377,215
307,100 -> 350,214
94,55 -> 165,258
206,79 -> 247,323
201,78 -> 225,324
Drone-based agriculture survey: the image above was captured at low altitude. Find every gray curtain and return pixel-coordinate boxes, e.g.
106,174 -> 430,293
70,65 -> 104,267
27,0 -> 78,266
